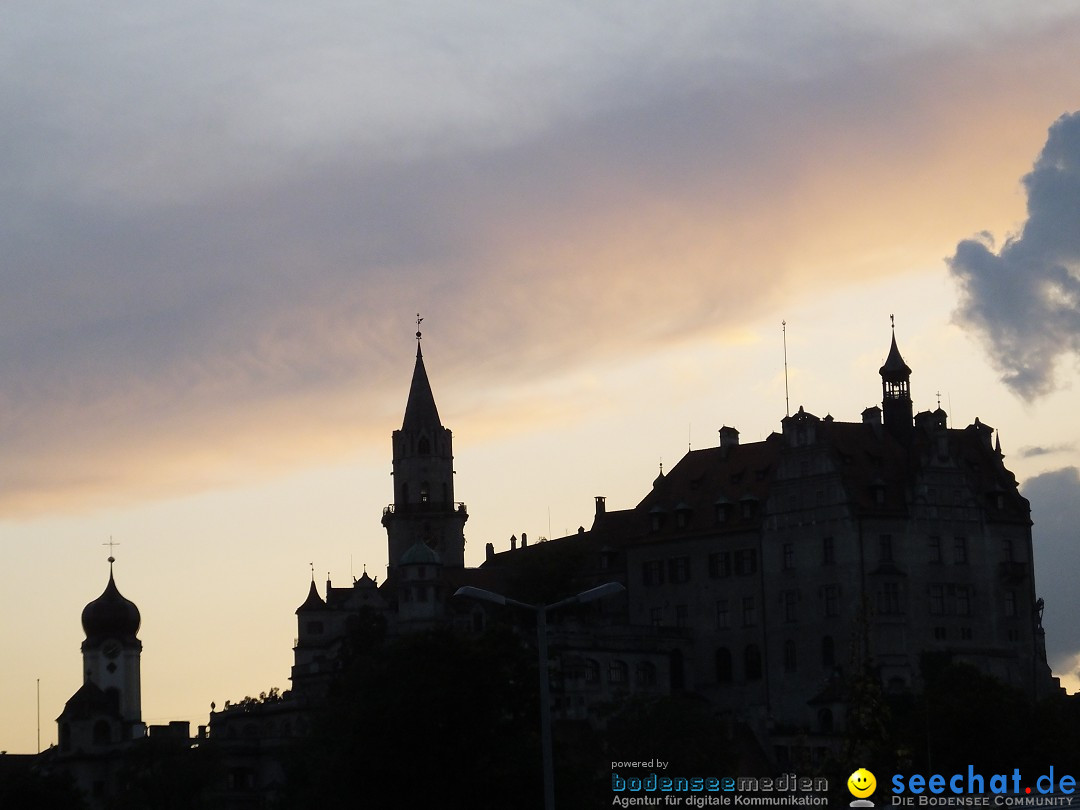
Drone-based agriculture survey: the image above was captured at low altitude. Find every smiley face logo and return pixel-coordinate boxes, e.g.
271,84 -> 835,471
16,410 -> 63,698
848,768 -> 876,799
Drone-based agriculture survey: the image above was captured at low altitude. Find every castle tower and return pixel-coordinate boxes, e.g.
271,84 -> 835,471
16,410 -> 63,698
879,321 -> 913,440
382,322 -> 467,572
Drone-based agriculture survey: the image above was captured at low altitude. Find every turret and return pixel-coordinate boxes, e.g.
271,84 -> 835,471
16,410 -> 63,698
879,320 -> 913,440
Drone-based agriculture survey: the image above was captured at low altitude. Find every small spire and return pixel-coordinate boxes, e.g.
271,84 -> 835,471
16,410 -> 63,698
416,313 -> 424,357
309,561 -> 315,582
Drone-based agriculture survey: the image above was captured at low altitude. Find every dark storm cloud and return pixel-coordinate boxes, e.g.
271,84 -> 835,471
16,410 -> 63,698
949,112 -> 1080,399
1022,467 -> 1080,678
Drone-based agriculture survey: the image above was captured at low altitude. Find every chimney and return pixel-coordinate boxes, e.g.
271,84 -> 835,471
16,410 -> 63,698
510,534 -> 517,551
719,426 -> 739,456
862,406 -> 882,426
485,542 -> 494,562
521,533 -> 528,547
595,496 -> 606,516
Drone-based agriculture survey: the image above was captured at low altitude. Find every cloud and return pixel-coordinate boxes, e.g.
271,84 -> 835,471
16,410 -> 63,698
949,111 -> 1080,399
1022,467 -> 1080,686
1018,443 -> 1076,458
2,5 -> 1080,516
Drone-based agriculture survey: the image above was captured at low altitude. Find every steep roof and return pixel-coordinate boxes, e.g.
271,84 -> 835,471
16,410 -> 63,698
402,346 -> 442,432
879,333 -> 912,381
296,580 -> 326,614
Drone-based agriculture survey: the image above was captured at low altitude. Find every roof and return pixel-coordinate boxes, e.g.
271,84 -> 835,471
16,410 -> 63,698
81,565 -> 141,643
401,347 -> 442,432
57,681 -> 120,722
879,333 -> 912,381
296,580 -> 326,614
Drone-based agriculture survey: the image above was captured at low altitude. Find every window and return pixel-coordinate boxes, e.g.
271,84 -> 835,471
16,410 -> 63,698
783,640 -> 797,673
822,536 -> 835,565
821,635 -> 835,668
1002,538 -> 1015,563
879,534 -> 894,564
933,626 -> 947,640
735,549 -> 758,576
716,648 -> 733,683
960,627 -> 973,641
783,590 -> 798,623
782,543 -> 794,570
609,660 -> 628,684
744,645 -> 763,681
928,536 -> 942,564
715,599 -> 729,630
306,621 -> 325,635
418,436 -> 431,454
420,482 -> 429,503
824,585 -> 840,618
955,585 -> 971,616
879,582 -> 902,615
929,584 -> 944,616
650,607 -> 664,626
954,536 -> 968,565
668,556 -> 691,584
709,552 -> 732,578
675,604 -> 689,627
636,661 -> 657,687
643,560 -> 665,586
742,596 -> 757,627
585,659 -> 600,684
1005,591 -> 1017,618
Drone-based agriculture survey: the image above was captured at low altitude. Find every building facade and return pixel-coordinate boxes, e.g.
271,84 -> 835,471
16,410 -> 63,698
284,327 -> 1056,767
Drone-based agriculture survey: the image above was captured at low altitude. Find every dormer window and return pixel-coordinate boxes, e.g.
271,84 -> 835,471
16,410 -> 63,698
675,502 -> 691,529
649,506 -> 666,532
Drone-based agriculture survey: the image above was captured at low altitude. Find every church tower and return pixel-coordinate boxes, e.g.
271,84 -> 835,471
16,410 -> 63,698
79,557 -> 143,725
57,556 -> 144,764
879,319 -> 913,440
382,321 -> 468,573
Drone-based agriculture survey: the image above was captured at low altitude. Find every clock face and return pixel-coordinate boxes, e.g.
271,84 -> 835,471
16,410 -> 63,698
102,640 -> 121,659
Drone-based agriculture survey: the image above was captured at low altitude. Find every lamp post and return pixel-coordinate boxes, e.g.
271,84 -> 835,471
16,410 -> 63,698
454,582 -> 626,810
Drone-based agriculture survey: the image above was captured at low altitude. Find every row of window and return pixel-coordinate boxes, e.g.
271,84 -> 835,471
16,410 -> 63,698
577,659 -> 658,687
642,535 -> 1024,586
716,636 -> 838,683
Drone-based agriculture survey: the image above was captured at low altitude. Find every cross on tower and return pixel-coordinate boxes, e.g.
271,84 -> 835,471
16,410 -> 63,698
103,536 -> 120,563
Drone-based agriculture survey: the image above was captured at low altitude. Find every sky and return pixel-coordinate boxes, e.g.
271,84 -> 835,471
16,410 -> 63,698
2,1 -> 1080,754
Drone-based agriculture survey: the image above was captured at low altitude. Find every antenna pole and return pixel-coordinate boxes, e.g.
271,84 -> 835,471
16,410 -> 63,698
782,321 -> 790,417
37,678 -> 41,753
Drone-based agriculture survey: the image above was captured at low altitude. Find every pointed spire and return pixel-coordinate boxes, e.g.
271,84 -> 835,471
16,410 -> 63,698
879,317 -> 912,381
296,579 -> 326,613
402,323 -> 442,431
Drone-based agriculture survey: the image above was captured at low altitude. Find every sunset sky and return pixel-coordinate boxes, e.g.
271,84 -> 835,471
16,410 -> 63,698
3,1 -> 1080,754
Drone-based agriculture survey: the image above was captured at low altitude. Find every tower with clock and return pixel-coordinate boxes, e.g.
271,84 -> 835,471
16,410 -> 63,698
79,556 -> 143,726
382,319 -> 468,573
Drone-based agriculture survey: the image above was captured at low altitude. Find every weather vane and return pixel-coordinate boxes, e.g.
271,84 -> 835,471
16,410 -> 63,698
416,313 -> 423,343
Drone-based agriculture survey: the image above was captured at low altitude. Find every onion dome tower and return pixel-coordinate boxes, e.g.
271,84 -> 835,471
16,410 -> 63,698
79,556 -> 143,724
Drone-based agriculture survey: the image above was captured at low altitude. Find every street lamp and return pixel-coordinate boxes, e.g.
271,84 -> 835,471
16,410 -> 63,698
454,582 -> 626,810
